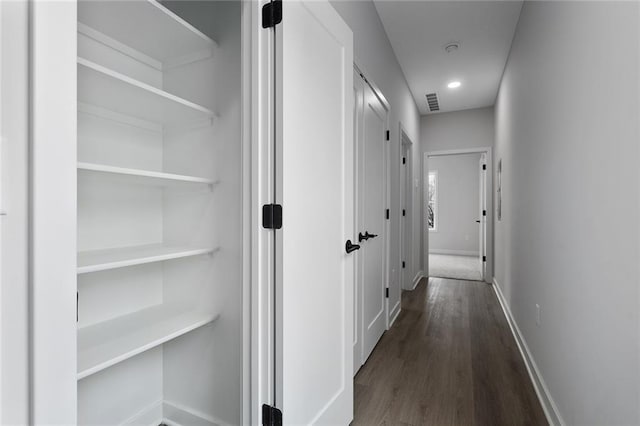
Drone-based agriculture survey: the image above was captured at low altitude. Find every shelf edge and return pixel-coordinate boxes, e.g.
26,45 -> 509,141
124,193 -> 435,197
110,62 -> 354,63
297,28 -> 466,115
77,246 -> 219,274
77,312 -> 219,380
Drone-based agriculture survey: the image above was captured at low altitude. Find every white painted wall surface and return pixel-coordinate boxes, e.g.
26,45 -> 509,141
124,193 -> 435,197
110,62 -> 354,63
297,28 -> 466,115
421,107 -> 494,280
428,153 -> 481,255
421,107 -> 494,152
331,1 -> 423,293
494,2 -> 639,424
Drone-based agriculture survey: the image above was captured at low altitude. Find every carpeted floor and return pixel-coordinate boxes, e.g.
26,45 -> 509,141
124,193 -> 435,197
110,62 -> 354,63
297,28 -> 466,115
429,254 -> 483,281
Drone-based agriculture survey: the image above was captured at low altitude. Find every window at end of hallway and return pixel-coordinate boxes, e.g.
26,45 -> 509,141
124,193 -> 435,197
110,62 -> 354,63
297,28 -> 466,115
428,171 -> 438,232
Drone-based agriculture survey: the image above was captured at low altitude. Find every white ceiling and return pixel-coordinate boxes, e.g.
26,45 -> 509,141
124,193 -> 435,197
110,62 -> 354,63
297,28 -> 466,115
374,0 -> 523,115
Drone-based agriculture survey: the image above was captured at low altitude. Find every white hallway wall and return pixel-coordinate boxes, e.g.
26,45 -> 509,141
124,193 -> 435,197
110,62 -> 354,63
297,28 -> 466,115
428,153 -> 481,255
420,107 -> 494,279
331,1 -> 422,289
494,2 -> 639,424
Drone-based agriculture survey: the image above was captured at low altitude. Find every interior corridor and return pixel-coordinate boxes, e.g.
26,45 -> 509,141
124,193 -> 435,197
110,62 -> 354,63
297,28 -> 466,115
353,277 -> 546,425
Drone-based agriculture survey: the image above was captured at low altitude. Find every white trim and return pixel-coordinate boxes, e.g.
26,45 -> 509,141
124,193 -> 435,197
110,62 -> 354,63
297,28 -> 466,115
241,1 -> 253,424
353,62 -> 390,112
399,125 -> 416,292
492,278 -> 565,426
251,0 -> 274,423
30,2 -> 78,421
388,302 -> 401,327
410,271 -> 423,290
163,400 -> 225,426
428,249 -> 480,257
121,399 -> 163,426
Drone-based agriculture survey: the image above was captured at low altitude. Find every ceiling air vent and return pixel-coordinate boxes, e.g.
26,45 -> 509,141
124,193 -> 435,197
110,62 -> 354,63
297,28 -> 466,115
425,92 -> 440,112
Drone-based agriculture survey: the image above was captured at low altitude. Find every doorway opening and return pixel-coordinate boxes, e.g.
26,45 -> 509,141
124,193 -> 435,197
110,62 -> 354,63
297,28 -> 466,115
424,148 -> 492,282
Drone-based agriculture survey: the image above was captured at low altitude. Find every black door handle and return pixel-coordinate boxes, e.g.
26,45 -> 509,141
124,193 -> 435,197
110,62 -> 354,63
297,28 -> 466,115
476,220 -> 480,223
358,231 -> 379,242
345,240 -> 360,254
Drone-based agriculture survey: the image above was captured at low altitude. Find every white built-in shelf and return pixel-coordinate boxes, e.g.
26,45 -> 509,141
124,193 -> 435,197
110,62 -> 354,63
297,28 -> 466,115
78,162 -> 215,188
78,244 -> 218,275
78,0 -> 216,69
78,58 -> 215,126
78,304 -> 219,379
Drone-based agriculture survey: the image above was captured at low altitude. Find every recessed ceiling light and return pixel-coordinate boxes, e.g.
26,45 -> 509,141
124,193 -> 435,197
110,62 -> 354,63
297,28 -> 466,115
447,81 -> 461,89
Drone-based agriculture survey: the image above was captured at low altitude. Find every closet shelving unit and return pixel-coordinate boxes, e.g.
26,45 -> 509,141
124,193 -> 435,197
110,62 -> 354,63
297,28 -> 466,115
76,1 -> 241,424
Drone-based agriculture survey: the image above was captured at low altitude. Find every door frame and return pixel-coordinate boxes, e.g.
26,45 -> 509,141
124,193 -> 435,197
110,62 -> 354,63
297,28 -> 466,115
423,147 -> 493,283
251,0 -> 275,423
399,127 -> 416,293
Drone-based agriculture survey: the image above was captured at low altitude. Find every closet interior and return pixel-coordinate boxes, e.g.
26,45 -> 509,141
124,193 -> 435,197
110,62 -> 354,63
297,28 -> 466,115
76,1 -> 243,424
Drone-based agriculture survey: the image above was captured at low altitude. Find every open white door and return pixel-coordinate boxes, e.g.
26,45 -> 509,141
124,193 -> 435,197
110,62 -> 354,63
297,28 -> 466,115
275,1 -> 354,424
359,81 -> 387,364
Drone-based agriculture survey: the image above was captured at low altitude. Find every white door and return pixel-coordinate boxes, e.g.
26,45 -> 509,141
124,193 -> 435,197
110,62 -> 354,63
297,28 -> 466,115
479,153 -> 487,280
401,142 -> 412,290
358,81 -> 387,364
275,1 -> 354,424
0,2 -> 30,422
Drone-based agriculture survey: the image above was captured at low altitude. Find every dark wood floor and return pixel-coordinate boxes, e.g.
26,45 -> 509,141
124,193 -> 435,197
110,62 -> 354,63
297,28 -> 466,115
353,277 -> 547,426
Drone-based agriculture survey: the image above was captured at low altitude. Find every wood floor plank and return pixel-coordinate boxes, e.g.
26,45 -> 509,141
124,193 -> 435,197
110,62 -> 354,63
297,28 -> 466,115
352,277 -> 547,426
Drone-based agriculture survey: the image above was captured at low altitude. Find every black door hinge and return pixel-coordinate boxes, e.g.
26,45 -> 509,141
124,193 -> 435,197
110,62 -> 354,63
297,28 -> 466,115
262,0 -> 282,28
386,209 -> 390,220
402,261 -> 406,268
483,256 -> 487,262
482,164 -> 486,170
483,210 -> 486,216
262,204 -> 283,229
402,209 -> 406,217
386,130 -> 390,141
262,404 -> 283,426
385,288 -> 389,298
402,157 -> 406,165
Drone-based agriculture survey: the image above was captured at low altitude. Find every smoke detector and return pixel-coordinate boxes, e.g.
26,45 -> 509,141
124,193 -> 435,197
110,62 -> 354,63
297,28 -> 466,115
444,42 -> 460,54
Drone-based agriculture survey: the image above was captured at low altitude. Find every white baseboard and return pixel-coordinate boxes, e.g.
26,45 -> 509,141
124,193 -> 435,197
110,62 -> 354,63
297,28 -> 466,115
429,249 -> 480,256
122,399 -> 163,426
388,300 -> 401,327
409,271 -> 424,290
491,278 -> 565,426
121,399 -> 224,426
163,401 -> 225,426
